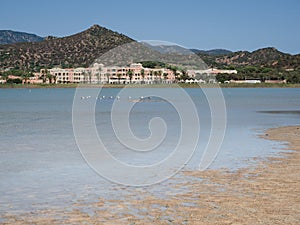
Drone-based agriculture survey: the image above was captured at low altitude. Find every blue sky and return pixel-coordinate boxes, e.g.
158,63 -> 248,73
1,0 -> 300,54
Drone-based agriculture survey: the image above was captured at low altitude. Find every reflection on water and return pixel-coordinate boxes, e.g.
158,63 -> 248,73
0,88 -> 299,216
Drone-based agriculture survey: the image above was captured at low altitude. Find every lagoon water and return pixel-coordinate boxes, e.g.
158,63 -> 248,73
0,88 -> 300,216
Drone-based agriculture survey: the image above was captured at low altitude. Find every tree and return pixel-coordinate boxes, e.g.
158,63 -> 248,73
22,71 -> 33,84
52,74 -> 57,84
216,74 -> 231,83
1,72 -> 9,83
117,73 -> 121,84
149,70 -> 153,84
97,67 -> 102,84
154,71 -> 158,84
261,67 -> 272,73
87,71 -> 92,84
157,70 -> 162,84
175,72 -> 180,82
287,74 -> 300,83
46,73 -> 54,84
41,69 -> 49,83
82,71 -> 87,83
82,71 -> 92,84
140,61 -> 166,68
127,70 -> 133,84
106,73 -> 110,84
180,70 -> 189,81
141,69 -> 145,84
7,78 -> 22,84
163,73 -> 168,83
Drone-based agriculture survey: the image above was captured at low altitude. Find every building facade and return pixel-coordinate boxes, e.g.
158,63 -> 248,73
47,63 -> 176,84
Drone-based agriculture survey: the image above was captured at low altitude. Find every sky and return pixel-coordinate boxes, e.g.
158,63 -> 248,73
1,0 -> 300,54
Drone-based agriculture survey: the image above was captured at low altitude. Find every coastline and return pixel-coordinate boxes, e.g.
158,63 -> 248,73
1,83 -> 300,89
2,126 -> 300,224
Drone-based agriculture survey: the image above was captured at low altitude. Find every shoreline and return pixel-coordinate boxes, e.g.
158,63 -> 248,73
2,126 -> 300,224
1,83 -> 300,89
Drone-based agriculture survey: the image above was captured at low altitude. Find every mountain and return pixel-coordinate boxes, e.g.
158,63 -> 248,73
194,47 -> 300,69
0,30 -> 44,45
190,49 -> 232,56
0,25 -> 299,71
213,47 -> 300,68
189,49 -> 233,68
0,25 -> 135,70
94,41 -> 207,70
139,42 -> 194,55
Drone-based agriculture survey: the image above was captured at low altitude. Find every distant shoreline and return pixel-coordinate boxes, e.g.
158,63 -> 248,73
1,83 -> 300,89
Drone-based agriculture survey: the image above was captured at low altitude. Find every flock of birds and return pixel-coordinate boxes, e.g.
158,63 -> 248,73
80,95 -> 154,102
80,95 -> 120,100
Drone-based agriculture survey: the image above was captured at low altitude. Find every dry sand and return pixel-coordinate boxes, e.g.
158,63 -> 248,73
2,126 -> 300,224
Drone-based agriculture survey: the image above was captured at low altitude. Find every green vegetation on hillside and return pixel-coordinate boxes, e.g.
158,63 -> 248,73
0,25 -> 134,71
215,66 -> 300,83
140,61 -> 166,68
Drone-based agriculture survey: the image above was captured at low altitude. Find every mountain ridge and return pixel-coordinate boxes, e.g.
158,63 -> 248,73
0,30 -> 234,56
210,47 -> 300,69
0,30 -> 44,44
0,25 -> 135,70
190,49 -> 232,56
0,25 -> 299,70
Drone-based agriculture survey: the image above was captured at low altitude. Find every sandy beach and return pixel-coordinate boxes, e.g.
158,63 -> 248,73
2,125 -> 300,224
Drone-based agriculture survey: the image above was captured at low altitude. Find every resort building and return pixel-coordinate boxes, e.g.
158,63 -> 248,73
187,68 -> 237,76
46,63 -> 176,84
1,64 -> 238,85
229,79 -> 261,84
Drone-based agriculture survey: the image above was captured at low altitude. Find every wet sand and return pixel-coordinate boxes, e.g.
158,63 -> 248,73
2,126 -> 300,224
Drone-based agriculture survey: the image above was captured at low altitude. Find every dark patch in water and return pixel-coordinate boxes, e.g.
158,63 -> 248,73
257,110 -> 300,116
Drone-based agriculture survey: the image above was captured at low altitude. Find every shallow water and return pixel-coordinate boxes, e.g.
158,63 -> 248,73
0,87 -> 299,216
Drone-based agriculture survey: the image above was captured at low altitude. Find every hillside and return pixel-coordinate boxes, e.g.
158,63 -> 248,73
190,49 -> 232,56
0,30 -> 43,44
198,47 -> 300,69
0,25 -> 134,70
0,26 -> 300,71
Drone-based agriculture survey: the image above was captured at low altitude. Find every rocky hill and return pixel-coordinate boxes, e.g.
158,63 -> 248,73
198,47 -> 300,69
0,25 -> 134,70
0,30 -> 43,44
